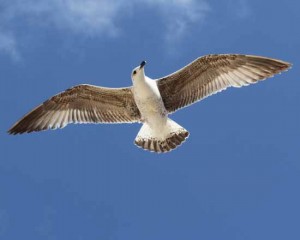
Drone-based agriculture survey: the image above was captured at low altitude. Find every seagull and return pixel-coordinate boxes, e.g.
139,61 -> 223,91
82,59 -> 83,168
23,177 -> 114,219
8,54 -> 291,153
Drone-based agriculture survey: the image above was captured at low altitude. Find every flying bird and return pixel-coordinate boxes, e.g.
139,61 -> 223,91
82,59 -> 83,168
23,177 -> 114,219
8,54 -> 291,153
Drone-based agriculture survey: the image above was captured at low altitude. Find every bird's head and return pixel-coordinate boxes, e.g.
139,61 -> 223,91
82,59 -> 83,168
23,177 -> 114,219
131,61 -> 146,82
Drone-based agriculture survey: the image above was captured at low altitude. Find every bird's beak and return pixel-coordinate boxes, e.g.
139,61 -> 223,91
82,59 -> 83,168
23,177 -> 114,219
140,61 -> 146,69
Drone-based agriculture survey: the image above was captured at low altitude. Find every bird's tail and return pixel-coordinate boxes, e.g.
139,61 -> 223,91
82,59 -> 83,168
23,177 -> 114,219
134,118 -> 189,153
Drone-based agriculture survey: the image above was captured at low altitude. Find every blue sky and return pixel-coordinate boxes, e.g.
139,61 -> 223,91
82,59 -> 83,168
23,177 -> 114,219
1,0 -> 299,239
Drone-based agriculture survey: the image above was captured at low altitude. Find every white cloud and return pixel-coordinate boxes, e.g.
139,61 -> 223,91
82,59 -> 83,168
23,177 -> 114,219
0,30 -> 20,61
146,0 -> 210,43
1,0 -> 123,36
0,0 -> 210,60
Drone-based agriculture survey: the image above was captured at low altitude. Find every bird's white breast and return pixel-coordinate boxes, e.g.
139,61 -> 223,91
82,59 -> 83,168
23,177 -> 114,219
133,77 -> 167,127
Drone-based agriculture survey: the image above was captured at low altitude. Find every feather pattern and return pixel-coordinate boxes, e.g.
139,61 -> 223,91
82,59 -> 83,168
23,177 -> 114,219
157,54 -> 291,113
8,84 -> 141,134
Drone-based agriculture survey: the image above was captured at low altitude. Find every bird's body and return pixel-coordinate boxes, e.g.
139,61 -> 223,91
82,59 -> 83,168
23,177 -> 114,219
131,69 -> 189,152
8,54 -> 291,153
133,75 -> 167,126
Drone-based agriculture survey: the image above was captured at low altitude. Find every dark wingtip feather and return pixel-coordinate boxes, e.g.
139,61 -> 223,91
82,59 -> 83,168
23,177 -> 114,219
7,122 -> 22,135
7,102 -> 49,135
7,129 -> 15,135
8,123 -> 28,135
247,55 -> 292,71
283,61 -> 292,70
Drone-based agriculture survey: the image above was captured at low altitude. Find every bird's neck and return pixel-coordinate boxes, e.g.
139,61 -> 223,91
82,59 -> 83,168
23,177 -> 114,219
133,74 -> 148,87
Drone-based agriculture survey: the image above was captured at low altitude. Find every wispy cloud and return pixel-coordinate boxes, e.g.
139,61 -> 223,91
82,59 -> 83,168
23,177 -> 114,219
0,30 -> 20,61
0,0 -> 210,60
140,0 -> 210,41
1,0 -> 123,36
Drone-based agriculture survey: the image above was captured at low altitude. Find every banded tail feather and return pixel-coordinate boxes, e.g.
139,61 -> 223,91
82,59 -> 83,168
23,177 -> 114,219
134,118 -> 189,153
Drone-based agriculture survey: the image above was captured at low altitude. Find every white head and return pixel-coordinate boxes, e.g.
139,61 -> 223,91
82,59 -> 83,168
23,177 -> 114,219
131,61 -> 146,83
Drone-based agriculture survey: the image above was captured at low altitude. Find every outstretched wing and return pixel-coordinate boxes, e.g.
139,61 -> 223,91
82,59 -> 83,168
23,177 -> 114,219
157,54 -> 291,113
8,84 -> 141,134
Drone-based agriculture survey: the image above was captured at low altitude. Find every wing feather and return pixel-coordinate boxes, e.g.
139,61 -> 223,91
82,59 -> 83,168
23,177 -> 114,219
8,84 -> 141,134
157,54 -> 291,113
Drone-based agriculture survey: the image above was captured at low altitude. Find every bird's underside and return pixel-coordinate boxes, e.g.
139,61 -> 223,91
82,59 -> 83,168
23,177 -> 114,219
8,54 -> 291,153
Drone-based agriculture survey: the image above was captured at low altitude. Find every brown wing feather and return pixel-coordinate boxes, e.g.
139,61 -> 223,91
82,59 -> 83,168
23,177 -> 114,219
157,54 -> 291,113
8,84 -> 141,134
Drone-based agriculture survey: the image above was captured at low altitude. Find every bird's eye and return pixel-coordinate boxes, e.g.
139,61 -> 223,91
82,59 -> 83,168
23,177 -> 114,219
133,70 -> 137,75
